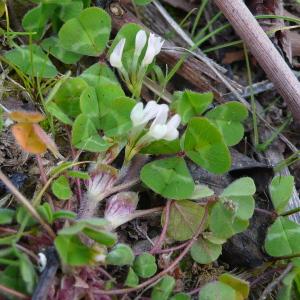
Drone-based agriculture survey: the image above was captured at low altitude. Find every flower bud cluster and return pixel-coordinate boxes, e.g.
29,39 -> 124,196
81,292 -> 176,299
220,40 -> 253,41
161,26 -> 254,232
109,30 -> 164,97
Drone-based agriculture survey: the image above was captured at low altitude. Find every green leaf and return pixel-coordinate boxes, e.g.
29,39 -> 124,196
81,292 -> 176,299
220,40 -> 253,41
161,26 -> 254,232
209,178 -> 256,239
80,86 -> 101,129
16,207 -> 36,227
72,114 -> 111,152
41,36 -> 82,64
37,203 -> 53,224
141,139 -> 181,155
80,217 -> 110,228
0,1 -> 5,18
163,200 -> 206,241
51,175 -> 72,200
183,117 -> 231,174
46,102 -> 73,125
269,176 -> 294,214
133,0 -> 153,5
205,102 -> 248,146
219,273 -> 250,299
190,237 -> 222,264
151,275 -> 175,300
83,227 -> 117,246
198,281 -> 237,300
133,253 -> 157,278
106,244 -> 134,266
189,184 -> 214,200
17,253 -> 37,293
22,4 -> 50,40
80,63 -> 118,87
140,157 -> 195,200
80,84 -> 125,129
59,7 -> 111,56
54,77 -> 88,118
170,293 -> 191,300
0,266 -> 27,296
53,210 -> 77,221
171,90 -> 213,124
221,177 -> 256,198
66,170 -> 90,179
58,1 -> 83,22
265,216 -> 300,257
96,83 -> 125,117
101,97 -> 135,137
54,235 -> 95,266
0,209 -> 15,225
58,222 -> 86,235
125,268 -> 139,287
209,201 -> 250,239
202,232 -> 226,245
5,45 -> 58,78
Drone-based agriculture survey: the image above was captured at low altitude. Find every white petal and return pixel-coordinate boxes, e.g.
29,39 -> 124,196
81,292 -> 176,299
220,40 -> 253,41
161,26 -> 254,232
149,124 -> 168,140
109,38 -> 126,69
135,30 -> 147,57
166,114 -> 181,129
150,104 -> 169,128
142,33 -> 157,66
163,128 -> 179,141
153,36 -> 164,55
143,101 -> 159,122
130,102 -> 144,126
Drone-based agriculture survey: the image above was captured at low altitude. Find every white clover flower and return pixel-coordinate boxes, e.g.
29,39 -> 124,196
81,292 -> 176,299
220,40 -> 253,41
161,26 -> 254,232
109,38 -> 126,69
163,114 -> 181,141
130,100 -> 159,128
134,30 -> 147,58
135,103 -> 181,145
142,33 -> 164,67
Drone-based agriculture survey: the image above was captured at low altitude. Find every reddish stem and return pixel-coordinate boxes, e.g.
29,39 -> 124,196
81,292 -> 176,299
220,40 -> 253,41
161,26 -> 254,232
36,154 -> 54,209
152,241 -> 189,254
0,283 -> 30,300
150,200 -> 172,254
36,154 -> 47,184
94,205 -> 209,296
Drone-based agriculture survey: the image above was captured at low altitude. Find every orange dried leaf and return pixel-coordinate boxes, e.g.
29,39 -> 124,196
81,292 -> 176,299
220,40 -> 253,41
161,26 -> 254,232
12,123 -> 47,154
9,111 -> 45,123
33,124 -> 62,159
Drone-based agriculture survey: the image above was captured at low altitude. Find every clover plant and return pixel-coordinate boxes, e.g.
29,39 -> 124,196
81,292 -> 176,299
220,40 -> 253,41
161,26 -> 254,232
0,2 -> 271,299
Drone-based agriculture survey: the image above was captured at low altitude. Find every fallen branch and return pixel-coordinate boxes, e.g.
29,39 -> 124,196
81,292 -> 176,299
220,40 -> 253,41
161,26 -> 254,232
214,0 -> 300,123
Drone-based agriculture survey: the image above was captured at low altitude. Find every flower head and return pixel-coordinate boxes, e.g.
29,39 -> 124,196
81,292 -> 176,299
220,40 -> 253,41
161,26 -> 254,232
164,114 -> 181,141
86,168 -> 116,202
130,100 -> 159,128
134,30 -> 147,58
109,38 -> 126,69
104,192 -> 139,229
142,33 -> 164,67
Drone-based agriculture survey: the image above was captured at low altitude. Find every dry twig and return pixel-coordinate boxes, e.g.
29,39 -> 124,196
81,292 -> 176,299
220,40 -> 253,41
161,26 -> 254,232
214,0 -> 300,123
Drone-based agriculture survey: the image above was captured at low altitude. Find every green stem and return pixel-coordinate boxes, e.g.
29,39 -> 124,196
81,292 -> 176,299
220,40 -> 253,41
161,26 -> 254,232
194,11 -> 223,42
243,43 -> 259,147
191,0 -> 209,38
280,207 -> 300,217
